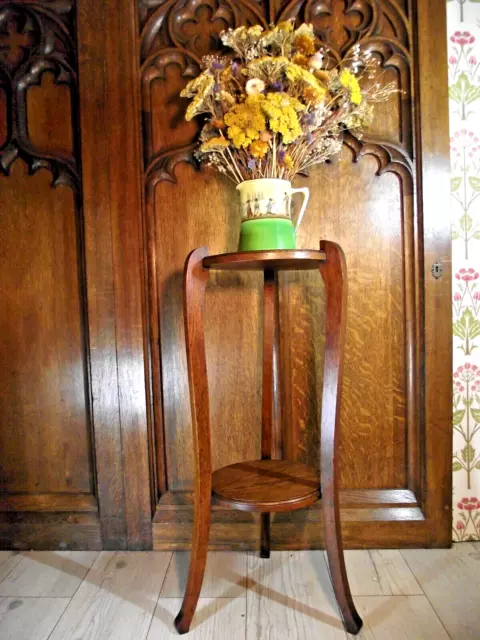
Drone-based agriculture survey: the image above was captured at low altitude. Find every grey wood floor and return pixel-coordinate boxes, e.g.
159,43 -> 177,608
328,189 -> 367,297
0,544 -> 479,639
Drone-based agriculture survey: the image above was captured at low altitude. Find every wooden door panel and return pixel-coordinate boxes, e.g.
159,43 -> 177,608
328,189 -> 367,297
282,151 -> 407,491
0,162 -> 92,496
1,0 -> 106,549
141,0 -> 452,549
0,0 -> 451,551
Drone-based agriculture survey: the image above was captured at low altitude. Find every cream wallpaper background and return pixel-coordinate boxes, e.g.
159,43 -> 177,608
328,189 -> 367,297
448,0 -> 480,541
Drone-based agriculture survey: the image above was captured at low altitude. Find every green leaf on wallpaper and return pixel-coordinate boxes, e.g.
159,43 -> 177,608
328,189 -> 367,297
452,230 -> 460,240
462,443 -> 475,463
451,177 -> 462,192
453,461 -> 463,472
471,408 -> 480,423
449,73 -> 480,105
460,214 -> 473,232
453,409 -> 466,425
452,308 -> 480,343
474,231 -> 480,239
469,176 -> 480,191
476,461 -> 480,470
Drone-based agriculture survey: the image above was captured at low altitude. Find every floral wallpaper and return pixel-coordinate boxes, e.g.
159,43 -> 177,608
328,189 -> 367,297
448,0 -> 480,541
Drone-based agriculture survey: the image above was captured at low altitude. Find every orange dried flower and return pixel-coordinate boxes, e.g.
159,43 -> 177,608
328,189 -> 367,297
314,69 -> 330,83
292,54 -> 310,69
302,85 -> 325,104
294,34 -> 316,56
212,118 -> 226,129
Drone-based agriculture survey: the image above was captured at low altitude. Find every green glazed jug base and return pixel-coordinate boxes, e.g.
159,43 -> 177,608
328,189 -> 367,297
238,218 -> 296,251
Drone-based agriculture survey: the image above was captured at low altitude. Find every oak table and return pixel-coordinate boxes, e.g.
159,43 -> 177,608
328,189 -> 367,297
175,241 -> 362,636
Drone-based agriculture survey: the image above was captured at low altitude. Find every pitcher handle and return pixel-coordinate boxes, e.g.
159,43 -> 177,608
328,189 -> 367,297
290,187 -> 310,231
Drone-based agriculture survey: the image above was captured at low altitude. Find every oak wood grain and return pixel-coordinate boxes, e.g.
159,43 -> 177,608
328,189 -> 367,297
0,514 -> 102,551
203,250 -> 326,271
212,460 -> 320,512
415,0 -> 453,548
175,247 -> 213,633
0,164 -> 92,497
77,0 -> 152,550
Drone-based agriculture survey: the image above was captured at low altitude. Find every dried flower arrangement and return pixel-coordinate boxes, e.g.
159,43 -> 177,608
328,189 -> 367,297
180,21 -> 396,184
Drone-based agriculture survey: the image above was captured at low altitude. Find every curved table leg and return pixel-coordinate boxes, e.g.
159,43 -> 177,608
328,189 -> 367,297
175,247 -> 212,635
319,240 -> 363,635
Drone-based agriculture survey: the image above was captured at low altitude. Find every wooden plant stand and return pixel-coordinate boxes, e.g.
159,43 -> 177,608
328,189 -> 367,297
174,240 -> 363,635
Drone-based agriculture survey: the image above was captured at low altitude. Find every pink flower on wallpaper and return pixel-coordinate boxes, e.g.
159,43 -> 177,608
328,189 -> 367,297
455,268 -> 479,281
457,497 -> 480,511
454,363 -> 480,386
450,31 -> 476,46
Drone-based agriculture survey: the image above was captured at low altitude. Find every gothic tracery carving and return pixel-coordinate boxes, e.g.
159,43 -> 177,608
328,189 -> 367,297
139,0 -> 413,187
0,1 -> 79,192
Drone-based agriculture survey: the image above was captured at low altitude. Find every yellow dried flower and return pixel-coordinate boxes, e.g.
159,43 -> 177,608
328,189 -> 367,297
181,72 -> 215,120
261,92 -> 303,144
277,21 -> 294,33
282,154 -> 294,169
224,96 -> 266,148
286,62 -> 323,92
220,90 -> 236,106
247,25 -> 264,37
340,69 -> 363,105
221,66 -> 232,81
249,140 -> 269,158
294,34 -> 316,56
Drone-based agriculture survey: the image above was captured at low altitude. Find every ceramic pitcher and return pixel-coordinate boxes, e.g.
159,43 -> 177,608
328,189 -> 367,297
236,178 -> 310,251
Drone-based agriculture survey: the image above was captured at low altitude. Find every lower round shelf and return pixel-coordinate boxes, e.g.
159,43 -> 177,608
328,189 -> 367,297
211,459 -> 320,513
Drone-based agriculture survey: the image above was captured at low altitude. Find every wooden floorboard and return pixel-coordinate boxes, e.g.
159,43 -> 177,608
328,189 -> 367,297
368,550 -> 424,595
0,548 -> 478,639
0,596 -> 70,640
48,551 -> 171,640
246,551 -> 348,639
351,595 -> 450,639
402,543 -> 480,639
147,598 -> 246,639
0,552 -> 23,584
0,551 -> 98,597
160,551 -> 246,598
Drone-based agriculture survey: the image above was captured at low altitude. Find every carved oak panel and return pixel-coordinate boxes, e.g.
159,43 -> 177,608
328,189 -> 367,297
0,2 -> 94,513
139,0 -> 437,548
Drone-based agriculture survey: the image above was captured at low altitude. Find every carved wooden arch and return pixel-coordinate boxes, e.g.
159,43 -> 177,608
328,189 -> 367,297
139,0 -> 414,186
0,1 -> 80,194
138,0 -> 420,502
